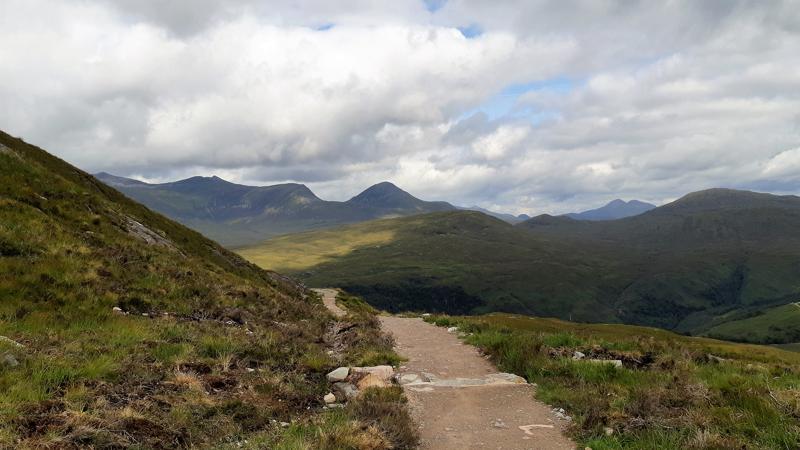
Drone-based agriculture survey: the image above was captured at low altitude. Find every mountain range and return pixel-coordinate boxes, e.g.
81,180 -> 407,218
95,173 -> 455,247
239,188 -> 800,344
96,172 -> 657,246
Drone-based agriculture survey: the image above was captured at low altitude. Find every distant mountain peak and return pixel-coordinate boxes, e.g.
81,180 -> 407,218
348,182 -> 415,204
565,198 -> 657,221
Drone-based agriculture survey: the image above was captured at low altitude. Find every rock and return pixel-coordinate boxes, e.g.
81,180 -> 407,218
0,336 -> 24,348
707,354 -> 726,364
398,373 -> 421,385
352,365 -> 394,382
421,313 -> 431,317
326,366 -> 349,382
323,393 -> 336,404
587,359 -> 623,368
2,353 -> 19,368
486,372 -> 527,384
492,418 -> 507,429
604,427 -> 614,436
447,327 -> 459,333
572,351 -> 586,360
280,422 -> 290,428
333,382 -> 359,400
357,373 -> 389,390
112,307 -> 124,315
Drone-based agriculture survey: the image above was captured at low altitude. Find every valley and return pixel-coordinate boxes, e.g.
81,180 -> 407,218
239,189 -> 800,345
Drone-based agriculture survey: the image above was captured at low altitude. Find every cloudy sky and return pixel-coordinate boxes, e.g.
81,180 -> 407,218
1,0 -> 799,214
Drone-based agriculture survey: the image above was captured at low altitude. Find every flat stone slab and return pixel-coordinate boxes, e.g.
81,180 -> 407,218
399,371 -> 527,388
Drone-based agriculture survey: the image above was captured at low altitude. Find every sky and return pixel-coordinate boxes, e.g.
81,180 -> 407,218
1,0 -> 799,215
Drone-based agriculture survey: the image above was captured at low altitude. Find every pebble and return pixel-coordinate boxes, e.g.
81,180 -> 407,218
492,418 -> 508,429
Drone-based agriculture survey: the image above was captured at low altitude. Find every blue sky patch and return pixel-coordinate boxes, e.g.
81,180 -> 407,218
457,24 -> 483,39
423,0 -> 447,13
462,77 -> 577,122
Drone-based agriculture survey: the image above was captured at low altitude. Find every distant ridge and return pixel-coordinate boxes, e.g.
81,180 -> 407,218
95,173 -> 455,246
459,205 -> 530,224
565,198 -> 656,221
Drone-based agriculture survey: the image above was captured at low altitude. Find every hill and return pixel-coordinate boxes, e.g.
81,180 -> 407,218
0,131 -> 410,448
459,205 -> 530,223
565,198 -> 656,220
96,173 -> 455,247
238,188 -> 800,343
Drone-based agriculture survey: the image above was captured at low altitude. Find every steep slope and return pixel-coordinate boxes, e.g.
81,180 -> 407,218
0,131 -> 406,448
565,198 -> 656,221
239,189 -> 800,343
96,174 -> 455,247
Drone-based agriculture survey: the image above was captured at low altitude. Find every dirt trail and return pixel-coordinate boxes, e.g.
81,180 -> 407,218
315,288 -> 574,448
313,288 -> 346,318
380,316 -> 575,450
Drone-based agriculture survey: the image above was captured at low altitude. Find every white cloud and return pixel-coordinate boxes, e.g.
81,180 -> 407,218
0,0 -> 798,215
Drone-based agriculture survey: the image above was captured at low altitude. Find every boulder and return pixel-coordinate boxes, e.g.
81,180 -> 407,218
333,382 -> 359,400
326,366 -> 349,382
572,351 -> 586,360
323,393 -> 336,404
352,365 -> 394,382
357,373 -> 389,390
447,327 -> 459,333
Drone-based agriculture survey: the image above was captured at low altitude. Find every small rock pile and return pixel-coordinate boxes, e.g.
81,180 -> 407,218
323,365 -> 395,406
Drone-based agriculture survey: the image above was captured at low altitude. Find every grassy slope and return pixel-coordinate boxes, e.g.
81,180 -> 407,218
0,132 -> 412,449
426,313 -> 800,449
238,207 -> 800,343
706,303 -> 800,344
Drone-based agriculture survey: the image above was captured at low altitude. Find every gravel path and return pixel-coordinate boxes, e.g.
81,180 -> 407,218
313,288 -> 346,318
380,316 -> 575,450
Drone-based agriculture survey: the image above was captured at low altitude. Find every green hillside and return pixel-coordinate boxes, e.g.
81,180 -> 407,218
239,194 -> 800,343
0,131 -> 410,448
96,173 -> 454,247
706,303 -> 800,344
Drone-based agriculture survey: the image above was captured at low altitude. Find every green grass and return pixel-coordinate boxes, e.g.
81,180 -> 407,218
706,302 -> 800,344
426,313 -> 800,449
0,131 -> 415,448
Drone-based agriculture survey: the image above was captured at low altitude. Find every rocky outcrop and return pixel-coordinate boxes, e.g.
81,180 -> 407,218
324,365 -> 396,404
